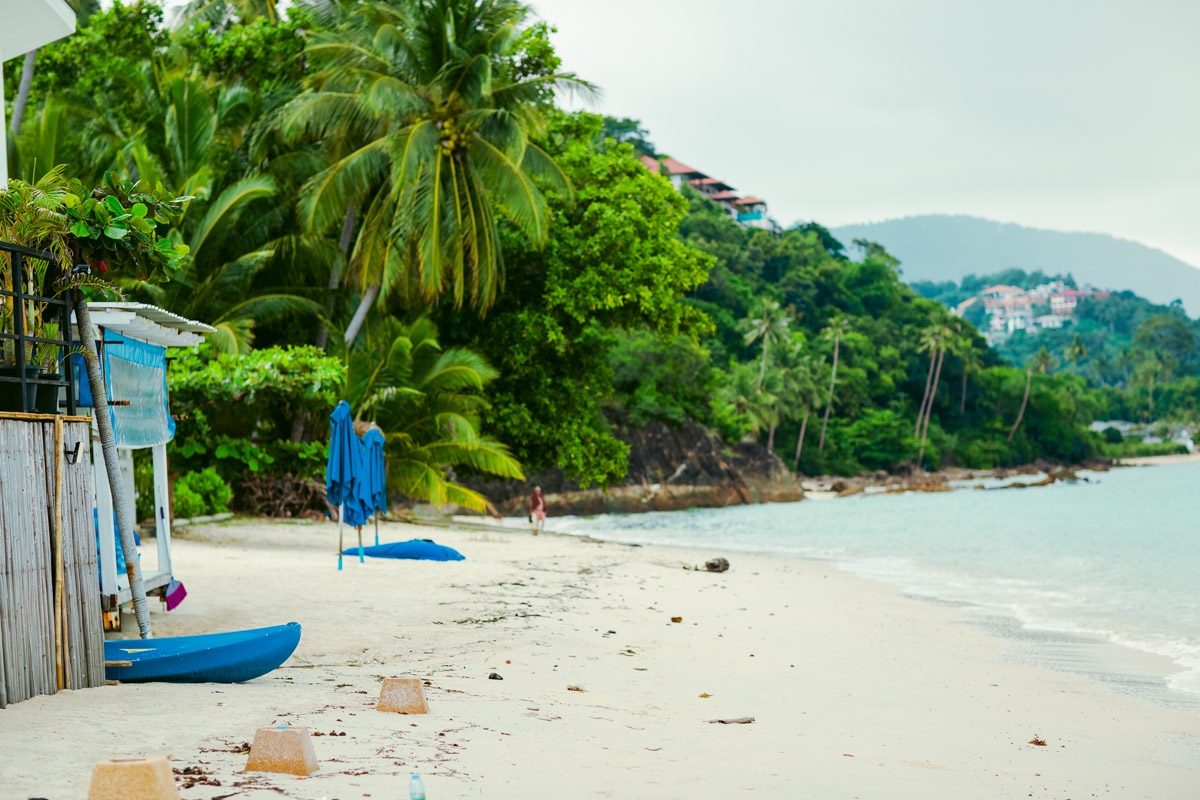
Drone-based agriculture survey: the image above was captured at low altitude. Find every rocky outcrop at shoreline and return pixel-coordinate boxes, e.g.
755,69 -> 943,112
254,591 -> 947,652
460,420 -> 803,516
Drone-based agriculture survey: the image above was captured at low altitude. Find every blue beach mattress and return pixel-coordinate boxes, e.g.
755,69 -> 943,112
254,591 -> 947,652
342,539 -> 465,561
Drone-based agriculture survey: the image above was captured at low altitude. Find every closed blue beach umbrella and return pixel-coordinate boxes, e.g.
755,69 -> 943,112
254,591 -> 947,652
362,427 -> 387,546
325,401 -> 371,568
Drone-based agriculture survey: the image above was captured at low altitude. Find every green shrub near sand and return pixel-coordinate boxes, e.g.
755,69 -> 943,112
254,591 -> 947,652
173,467 -> 233,519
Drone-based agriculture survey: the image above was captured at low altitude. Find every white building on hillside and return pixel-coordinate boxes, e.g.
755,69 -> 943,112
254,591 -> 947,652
640,154 -> 781,233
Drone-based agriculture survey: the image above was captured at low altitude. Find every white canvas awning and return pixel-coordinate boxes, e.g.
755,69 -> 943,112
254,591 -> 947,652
73,302 -> 216,349
0,0 -> 76,185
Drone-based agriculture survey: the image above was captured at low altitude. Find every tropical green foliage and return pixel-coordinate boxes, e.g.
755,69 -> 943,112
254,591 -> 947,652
5,0 -> 1151,515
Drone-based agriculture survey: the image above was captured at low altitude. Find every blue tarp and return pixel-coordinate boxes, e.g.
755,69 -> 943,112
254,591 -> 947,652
325,401 -> 371,527
73,332 -> 174,447
342,540 -> 465,562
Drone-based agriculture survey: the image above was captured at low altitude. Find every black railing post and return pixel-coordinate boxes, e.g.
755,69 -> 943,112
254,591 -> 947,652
12,252 -> 28,413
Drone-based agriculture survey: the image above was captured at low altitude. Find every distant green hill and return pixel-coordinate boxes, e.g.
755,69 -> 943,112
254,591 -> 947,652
829,215 -> 1200,314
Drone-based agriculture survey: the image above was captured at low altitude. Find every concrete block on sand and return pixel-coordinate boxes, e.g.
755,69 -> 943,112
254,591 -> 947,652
244,726 -> 319,776
88,757 -> 180,800
377,676 -> 428,714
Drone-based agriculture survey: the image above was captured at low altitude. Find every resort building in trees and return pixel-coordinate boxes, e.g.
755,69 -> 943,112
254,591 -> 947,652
639,155 -> 781,233
958,282 -> 1109,345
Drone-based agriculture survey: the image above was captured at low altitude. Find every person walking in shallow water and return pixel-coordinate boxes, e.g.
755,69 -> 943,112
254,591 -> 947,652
529,486 -> 547,535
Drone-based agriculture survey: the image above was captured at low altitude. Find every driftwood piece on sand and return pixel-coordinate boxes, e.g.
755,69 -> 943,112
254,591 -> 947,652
706,716 -> 755,724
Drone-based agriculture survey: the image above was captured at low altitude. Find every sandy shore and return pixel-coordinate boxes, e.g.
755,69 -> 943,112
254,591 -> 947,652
2,518 -> 1198,799
1121,451 -> 1200,466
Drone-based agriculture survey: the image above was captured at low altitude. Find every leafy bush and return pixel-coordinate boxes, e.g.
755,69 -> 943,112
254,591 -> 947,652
172,483 -> 205,519
173,467 -> 232,519
168,345 -> 343,477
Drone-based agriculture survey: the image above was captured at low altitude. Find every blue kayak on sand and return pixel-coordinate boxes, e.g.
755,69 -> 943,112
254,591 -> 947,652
104,622 -> 301,684
343,539 -> 465,561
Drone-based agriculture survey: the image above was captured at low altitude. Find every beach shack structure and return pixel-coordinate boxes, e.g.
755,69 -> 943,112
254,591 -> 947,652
0,0 -> 76,186
74,302 -> 212,630
0,237 -> 102,708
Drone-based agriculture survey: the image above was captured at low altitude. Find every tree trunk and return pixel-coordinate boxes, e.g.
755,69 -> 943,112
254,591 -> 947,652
915,351 -> 936,436
756,338 -> 769,394
960,363 -> 968,414
793,406 -> 809,471
920,348 -> 944,445
343,282 -> 380,346
917,347 -> 945,467
1007,367 -> 1032,441
766,421 -> 776,452
9,50 -> 37,136
817,335 -> 840,453
73,293 -> 152,639
314,203 -> 357,351
292,205 -> 359,442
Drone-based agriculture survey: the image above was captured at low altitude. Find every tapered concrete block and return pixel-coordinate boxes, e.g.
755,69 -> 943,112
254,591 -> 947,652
377,676 -> 428,714
244,726 -> 319,776
88,757 -> 180,800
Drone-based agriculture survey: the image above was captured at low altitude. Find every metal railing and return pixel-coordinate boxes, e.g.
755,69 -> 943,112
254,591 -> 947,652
0,241 -> 78,416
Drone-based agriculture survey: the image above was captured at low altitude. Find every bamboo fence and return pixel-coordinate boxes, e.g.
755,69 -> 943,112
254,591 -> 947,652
0,413 -> 104,707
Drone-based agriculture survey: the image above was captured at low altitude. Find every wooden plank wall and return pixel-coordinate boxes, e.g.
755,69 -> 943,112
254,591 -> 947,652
0,417 -> 103,708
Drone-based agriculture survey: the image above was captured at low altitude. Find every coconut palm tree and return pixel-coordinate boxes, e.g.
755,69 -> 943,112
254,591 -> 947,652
817,316 -> 849,453
914,323 -> 940,437
740,298 -> 790,393
280,0 -> 591,345
959,341 -> 980,414
722,361 -> 779,440
345,315 -> 524,511
1008,346 -> 1055,441
790,352 -> 822,471
916,323 -> 953,467
1064,333 -> 1088,373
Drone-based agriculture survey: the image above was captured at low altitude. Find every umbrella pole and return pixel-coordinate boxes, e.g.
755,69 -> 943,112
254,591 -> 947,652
374,516 -> 379,547
338,504 -> 344,571
357,525 -> 364,563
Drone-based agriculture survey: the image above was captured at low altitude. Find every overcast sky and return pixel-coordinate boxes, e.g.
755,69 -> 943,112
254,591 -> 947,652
529,0 -> 1200,268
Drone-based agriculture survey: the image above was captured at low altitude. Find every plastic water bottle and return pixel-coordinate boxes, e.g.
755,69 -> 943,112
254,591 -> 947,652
409,773 -> 426,800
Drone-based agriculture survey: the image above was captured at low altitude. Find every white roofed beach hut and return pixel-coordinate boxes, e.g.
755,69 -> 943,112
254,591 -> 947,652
72,302 -> 213,630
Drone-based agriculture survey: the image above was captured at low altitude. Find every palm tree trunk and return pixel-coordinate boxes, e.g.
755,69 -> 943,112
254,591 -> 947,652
915,352 -> 936,436
920,348 -> 944,445
766,421 -> 776,452
793,406 -> 809,470
960,364 -> 968,414
343,282 -> 380,346
756,339 -> 769,394
73,293 -> 153,639
917,347 -> 945,467
9,51 -> 37,136
314,203 -> 357,351
817,335 -> 840,453
292,205 -> 359,442
1007,367 -> 1032,441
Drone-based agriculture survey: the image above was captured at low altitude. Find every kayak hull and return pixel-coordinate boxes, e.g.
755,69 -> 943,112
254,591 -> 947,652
104,622 -> 301,684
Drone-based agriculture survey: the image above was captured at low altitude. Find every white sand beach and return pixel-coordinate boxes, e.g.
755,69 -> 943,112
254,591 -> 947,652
1121,452 -> 1200,466
2,518 -> 1198,799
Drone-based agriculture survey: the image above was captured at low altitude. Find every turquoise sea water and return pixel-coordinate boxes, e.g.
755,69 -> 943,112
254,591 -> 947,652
557,461 -> 1200,712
